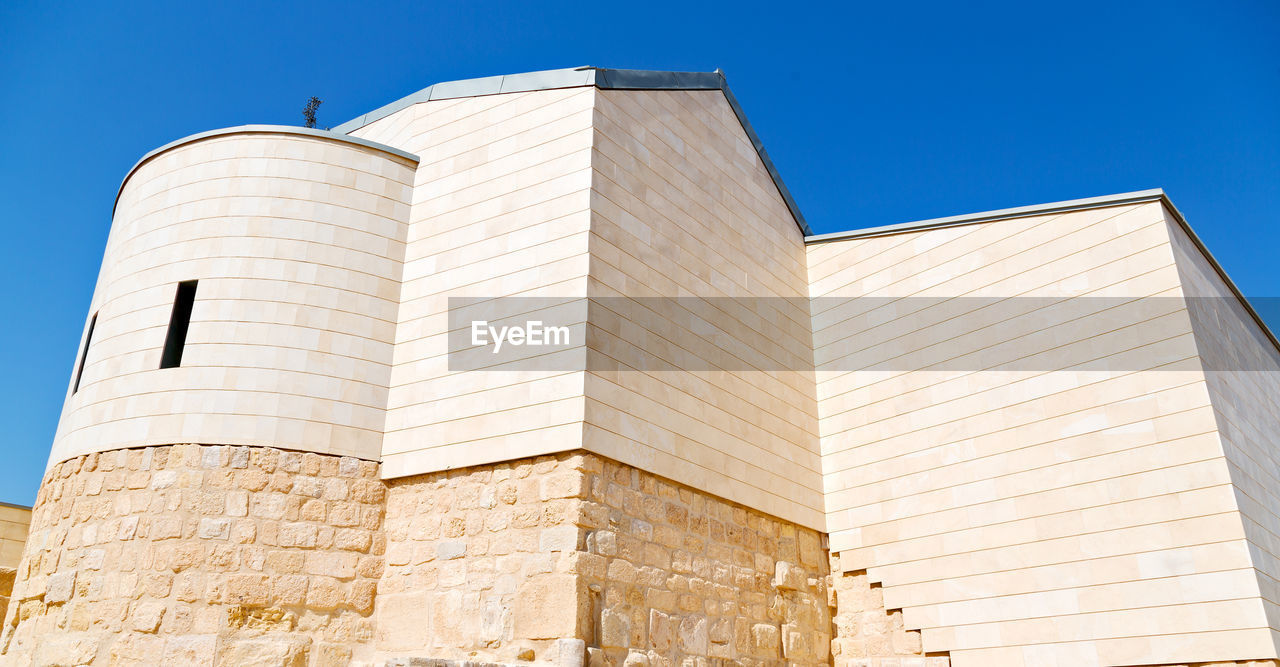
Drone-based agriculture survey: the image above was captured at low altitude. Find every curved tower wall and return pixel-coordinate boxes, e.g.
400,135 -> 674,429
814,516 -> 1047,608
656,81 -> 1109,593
50,128 -> 418,466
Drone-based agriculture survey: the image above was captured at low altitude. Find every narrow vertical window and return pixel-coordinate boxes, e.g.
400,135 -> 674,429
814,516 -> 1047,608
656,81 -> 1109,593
160,280 -> 198,369
72,313 -> 97,393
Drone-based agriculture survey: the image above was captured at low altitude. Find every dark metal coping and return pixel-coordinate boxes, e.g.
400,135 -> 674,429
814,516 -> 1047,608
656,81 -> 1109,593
0,500 -> 32,511
113,125 -> 420,217
806,188 -> 1280,358
333,66 -> 812,236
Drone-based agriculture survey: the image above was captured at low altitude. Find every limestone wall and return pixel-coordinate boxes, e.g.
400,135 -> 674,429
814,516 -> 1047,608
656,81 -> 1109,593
51,129 -> 417,465
584,88 -> 823,530
376,452 -> 591,664
350,87 -> 597,478
1167,208 -> 1280,636
373,450 -> 834,666
0,445 -> 385,666
808,200 -> 1276,665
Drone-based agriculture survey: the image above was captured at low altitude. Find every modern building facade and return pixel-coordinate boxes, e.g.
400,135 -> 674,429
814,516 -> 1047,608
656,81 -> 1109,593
2,66 -> 1279,667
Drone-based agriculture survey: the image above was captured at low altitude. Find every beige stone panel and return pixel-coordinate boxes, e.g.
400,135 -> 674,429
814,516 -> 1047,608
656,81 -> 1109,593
813,201 -> 1278,661
50,131 -> 415,466
843,454 -> 1232,552
813,264 -> 1191,425
591,95 -> 806,292
811,204 -> 1158,339
822,369 -> 1215,494
810,204 -> 1153,306
925,598 -> 1266,651
828,401 -> 1224,539
1165,206 -> 1280,637
0,505 -> 31,570
354,89 -> 598,477
946,627 -> 1278,667
814,246 -> 1184,376
905,566 -> 1261,629
884,539 -> 1255,610
378,422 -> 585,479
847,484 -> 1241,573
584,88 -> 820,529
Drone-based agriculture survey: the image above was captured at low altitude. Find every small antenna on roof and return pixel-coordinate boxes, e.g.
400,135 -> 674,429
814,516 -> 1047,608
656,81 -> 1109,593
303,97 -> 323,129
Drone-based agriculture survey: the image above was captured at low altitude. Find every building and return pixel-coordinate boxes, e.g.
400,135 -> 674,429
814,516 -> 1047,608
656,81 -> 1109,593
0,503 -> 32,625
2,66 -> 1278,667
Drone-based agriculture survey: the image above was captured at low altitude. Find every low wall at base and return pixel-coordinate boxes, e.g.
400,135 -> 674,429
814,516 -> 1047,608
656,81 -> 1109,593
0,445 -> 385,666
377,451 -> 837,666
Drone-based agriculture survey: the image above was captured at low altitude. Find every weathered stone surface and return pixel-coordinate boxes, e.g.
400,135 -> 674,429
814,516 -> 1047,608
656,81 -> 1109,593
1,445 -> 384,666
774,560 -> 806,591
221,638 -> 309,667
6,447 -> 847,666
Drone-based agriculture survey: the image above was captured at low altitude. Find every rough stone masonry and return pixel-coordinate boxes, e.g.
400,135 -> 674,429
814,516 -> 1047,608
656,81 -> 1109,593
0,444 -> 938,666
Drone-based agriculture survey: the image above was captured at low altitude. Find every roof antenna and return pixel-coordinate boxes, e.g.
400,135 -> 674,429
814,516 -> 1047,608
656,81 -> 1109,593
303,96 -> 323,129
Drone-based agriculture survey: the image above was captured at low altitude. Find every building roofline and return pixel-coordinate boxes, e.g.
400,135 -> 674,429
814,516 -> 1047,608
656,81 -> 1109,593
804,189 -> 1168,243
0,500 -> 32,511
333,66 -> 812,235
806,188 -> 1280,358
113,125 -> 420,217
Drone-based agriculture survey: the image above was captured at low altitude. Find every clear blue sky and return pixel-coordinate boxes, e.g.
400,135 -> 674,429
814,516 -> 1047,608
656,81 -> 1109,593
0,1 -> 1276,505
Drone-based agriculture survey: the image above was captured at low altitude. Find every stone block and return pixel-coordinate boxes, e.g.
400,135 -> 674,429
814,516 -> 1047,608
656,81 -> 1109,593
376,591 -> 431,651
221,637 -> 309,667
540,525 -> 581,552
45,570 -> 76,603
751,623 -> 779,657
436,540 -> 467,560
773,561 -> 805,591
515,574 -> 585,639
163,635 -> 217,664
557,637 -> 587,667
131,601 -> 166,633
677,615 -> 708,655
197,517 -> 230,540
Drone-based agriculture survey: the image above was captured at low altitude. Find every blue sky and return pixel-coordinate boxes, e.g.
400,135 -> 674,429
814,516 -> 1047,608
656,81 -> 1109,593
0,1 -> 1276,504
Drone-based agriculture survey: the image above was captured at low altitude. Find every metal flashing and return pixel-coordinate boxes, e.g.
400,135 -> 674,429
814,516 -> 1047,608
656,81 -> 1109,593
113,125 -> 420,216
331,66 -> 812,235
807,188 -> 1280,358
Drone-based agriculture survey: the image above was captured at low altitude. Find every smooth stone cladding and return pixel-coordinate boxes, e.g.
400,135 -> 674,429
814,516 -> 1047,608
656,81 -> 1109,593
7,66 -> 1280,666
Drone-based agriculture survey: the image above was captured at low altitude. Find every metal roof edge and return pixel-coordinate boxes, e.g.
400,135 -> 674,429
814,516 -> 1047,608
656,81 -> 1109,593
332,66 -> 812,235
1155,195 -> 1280,358
113,125 -> 420,217
0,500 -> 32,511
804,189 -> 1167,243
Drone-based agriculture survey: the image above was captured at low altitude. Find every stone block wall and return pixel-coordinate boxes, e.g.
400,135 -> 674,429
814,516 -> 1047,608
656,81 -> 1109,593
376,453 -> 591,664
578,455 -> 833,667
376,451 -> 837,666
828,564 -> 943,667
0,444 -> 385,666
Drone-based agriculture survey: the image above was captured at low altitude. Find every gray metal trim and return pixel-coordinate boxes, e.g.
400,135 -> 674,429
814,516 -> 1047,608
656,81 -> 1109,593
0,500 -> 32,511
113,125 -> 420,216
331,66 -> 812,235
806,188 -> 1280,357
